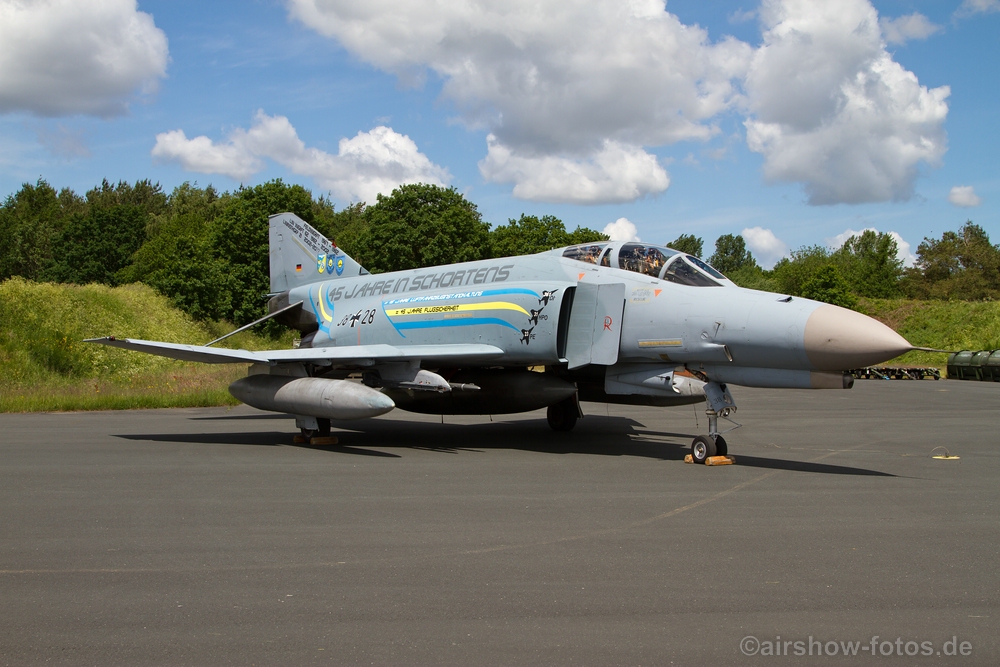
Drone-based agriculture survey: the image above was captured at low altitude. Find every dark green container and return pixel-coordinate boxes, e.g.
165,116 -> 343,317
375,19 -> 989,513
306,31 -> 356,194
972,350 -> 992,380
948,350 -> 999,380
986,351 -> 1000,381
948,350 -> 978,380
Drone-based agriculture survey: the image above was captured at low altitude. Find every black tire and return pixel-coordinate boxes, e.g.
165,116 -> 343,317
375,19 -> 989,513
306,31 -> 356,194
714,435 -> 728,457
547,398 -> 578,432
691,435 -> 717,464
317,418 -> 331,437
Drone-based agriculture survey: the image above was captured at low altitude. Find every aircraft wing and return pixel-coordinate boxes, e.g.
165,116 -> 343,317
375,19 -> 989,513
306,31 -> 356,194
84,337 -> 505,367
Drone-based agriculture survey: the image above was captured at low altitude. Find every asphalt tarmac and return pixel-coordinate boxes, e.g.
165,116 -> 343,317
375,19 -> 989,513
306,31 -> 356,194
1,380 -> 998,666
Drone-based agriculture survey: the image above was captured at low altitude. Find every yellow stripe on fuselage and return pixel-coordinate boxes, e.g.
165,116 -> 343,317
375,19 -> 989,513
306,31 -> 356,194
385,301 -> 529,317
317,285 -> 334,322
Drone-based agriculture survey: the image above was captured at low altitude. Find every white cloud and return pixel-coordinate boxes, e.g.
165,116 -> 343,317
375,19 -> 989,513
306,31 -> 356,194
826,227 -> 916,267
955,0 -> 1000,17
479,135 -> 669,204
741,226 -> 788,269
743,0 -> 949,205
0,0 -> 168,117
288,0 -> 749,203
948,185 -> 982,207
152,111 -> 450,203
290,0 -> 952,208
879,13 -> 942,45
152,129 -> 260,180
602,218 -> 641,242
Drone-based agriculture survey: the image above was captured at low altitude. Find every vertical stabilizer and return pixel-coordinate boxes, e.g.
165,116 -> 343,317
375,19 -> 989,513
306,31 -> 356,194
269,212 -> 367,293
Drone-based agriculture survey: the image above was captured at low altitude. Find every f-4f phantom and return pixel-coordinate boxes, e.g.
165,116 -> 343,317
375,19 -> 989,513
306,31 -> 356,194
88,212 -> 913,463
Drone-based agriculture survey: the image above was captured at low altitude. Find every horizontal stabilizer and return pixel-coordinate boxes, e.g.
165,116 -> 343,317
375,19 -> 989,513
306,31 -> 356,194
85,337 -> 505,367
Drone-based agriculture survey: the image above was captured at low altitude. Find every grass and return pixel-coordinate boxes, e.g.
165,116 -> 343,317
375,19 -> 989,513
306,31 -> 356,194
0,364 -> 244,412
0,278 -> 292,412
858,298 -> 1000,368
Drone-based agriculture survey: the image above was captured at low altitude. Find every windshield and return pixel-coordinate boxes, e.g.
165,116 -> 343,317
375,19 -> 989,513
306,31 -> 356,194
618,243 -> 679,278
562,243 -> 608,265
661,255 -> 721,287
685,255 -> 726,280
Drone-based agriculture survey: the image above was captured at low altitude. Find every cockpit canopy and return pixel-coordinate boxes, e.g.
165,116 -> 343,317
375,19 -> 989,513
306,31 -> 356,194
561,242 -> 727,287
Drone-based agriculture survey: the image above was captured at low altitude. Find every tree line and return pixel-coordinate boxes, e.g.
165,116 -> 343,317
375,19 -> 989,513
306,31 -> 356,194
1,178 -> 996,332
680,223 -> 1000,309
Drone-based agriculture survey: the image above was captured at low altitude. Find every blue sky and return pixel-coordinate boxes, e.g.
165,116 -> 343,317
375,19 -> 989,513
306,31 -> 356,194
1,0 -> 997,268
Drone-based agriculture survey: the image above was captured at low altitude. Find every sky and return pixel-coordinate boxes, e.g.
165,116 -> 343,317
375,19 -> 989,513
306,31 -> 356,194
1,0 -> 997,269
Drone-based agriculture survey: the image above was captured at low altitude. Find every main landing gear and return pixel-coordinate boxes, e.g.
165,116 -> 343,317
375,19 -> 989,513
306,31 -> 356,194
294,416 -> 338,445
690,381 -> 739,464
547,395 -> 581,432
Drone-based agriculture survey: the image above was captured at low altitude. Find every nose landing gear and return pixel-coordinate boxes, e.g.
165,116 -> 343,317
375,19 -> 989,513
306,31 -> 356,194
690,381 -> 739,464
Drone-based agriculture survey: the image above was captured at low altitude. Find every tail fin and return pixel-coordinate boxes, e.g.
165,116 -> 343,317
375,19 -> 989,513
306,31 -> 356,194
268,212 -> 368,293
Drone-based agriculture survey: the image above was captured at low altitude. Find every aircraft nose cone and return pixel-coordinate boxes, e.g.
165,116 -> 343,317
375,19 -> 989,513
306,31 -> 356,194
804,304 -> 912,371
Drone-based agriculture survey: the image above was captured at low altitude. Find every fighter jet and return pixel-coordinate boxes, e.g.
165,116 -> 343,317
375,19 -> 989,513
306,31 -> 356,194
88,212 -> 913,463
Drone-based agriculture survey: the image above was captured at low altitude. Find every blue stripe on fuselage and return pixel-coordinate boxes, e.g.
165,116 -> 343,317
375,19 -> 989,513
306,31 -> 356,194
392,317 -> 521,332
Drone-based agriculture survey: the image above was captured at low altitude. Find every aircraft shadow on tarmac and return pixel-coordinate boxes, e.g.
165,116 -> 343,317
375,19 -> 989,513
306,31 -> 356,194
116,430 -> 403,458
116,415 -> 895,476
190,413 -> 300,421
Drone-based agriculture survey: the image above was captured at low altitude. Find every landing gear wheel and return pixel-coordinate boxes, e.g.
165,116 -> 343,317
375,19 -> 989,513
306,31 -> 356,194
294,428 -> 317,444
713,435 -> 728,457
299,420 -> 338,445
547,397 -> 579,432
691,435 -> 717,464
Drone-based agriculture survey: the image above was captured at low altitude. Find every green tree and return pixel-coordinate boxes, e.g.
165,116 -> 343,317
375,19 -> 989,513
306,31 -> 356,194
354,184 -> 491,273
43,204 -> 147,285
120,213 -> 229,320
708,234 -> 758,275
726,264 -> 778,292
490,214 -> 606,258
666,234 -> 703,258
116,182 -> 230,320
160,182 -> 223,221
903,222 -> 1000,300
834,230 -> 902,298
799,265 -> 857,309
771,245 -> 833,296
0,179 -> 83,280
39,179 -> 173,286
85,178 -> 167,216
